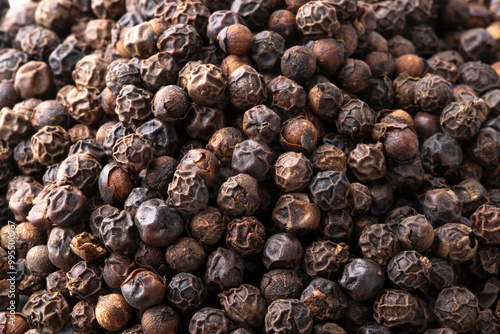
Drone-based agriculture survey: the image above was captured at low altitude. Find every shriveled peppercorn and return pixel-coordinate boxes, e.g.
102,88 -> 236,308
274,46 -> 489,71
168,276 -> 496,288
265,299 -> 313,334
434,287 -> 479,333
204,247 -> 245,292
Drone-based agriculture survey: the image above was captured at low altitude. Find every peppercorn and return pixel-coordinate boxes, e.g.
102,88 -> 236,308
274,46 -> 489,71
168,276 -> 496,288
281,46 -> 316,83
189,307 -> 231,334
96,293 -> 132,331
204,247 -> 245,291
265,299 -> 313,334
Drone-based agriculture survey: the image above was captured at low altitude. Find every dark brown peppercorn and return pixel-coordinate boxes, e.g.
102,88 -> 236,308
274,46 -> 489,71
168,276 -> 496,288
268,9 -> 298,43
267,75 -> 306,116
184,103 -> 226,141
365,51 -> 395,77
73,55 -> 108,91
219,284 -> 267,327
471,205 -> 500,245
112,134 -> 153,174
232,139 -> 275,182
188,307 -> 231,334
373,289 -> 419,327
115,85 -> 152,126
56,153 -> 101,194
157,23 -> 201,63
452,178 -> 489,215
309,171 -> 350,212
137,118 -> 179,157
106,60 -> 141,95
421,133 -> 463,176
231,0 -> 271,30
46,226 -> 79,271
99,210 -> 139,255
226,216 -> 266,257
251,30 -> 284,70
459,61 -> 499,94
26,245 -> 55,276
167,272 -> 206,312
123,22 -> 157,58
207,127 -> 244,164
217,173 -> 260,216
397,215 -> 434,252
95,293 -> 132,331
432,223 -> 477,264
168,169 -> 209,214
261,269 -> 302,301
387,250 -> 431,290
189,206 -> 229,245
440,99 -> 484,141
303,240 -> 348,279
339,59 -> 372,94
66,261 -> 102,300
472,127 -> 500,169
152,85 -> 190,123
308,82 -> 342,121
423,188 -> 462,226
310,144 -> 347,173
262,233 -> 303,270
30,125 -> 69,166
434,287 -> 479,333
281,46 -> 316,83
359,224 -> 400,266
242,105 -> 281,143
141,304 -> 179,334
121,268 -> 166,310
272,193 -> 320,236
166,237 -> 206,273
102,253 -> 136,289
178,148 -> 220,186
28,185 -> 86,229
9,181 -> 42,222
14,61 -> 53,100
339,258 -> 384,302
348,143 -> 386,183
227,65 -> 267,110
124,187 -> 158,218
204,247 -> 245,292
22,290 -> 70,333
336,99 -> 375,140
135,198 -> 183,247
265,299 -> 313,334
70,300 -> 99,334
414,74 -> 453,113
274,153 -> 313,192
300,277 -> 347,321
139,52 -> 178,91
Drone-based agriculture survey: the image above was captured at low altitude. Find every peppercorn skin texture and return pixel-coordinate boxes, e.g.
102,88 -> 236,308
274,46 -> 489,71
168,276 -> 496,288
434,287 -> 479,333
471,204 -> 500,245
265,299 -> 313,334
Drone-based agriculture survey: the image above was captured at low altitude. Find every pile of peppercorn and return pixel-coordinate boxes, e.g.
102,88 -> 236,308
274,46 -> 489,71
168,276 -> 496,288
0,0 -> 500,333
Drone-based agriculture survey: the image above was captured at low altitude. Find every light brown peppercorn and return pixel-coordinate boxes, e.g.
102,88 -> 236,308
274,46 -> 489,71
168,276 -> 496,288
218,24 -> 253,55
96,293 -> 132,331
187,63 -> 226,107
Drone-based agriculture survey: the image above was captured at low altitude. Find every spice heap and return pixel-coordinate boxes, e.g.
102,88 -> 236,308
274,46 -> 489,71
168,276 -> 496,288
0,0 -> 500,333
